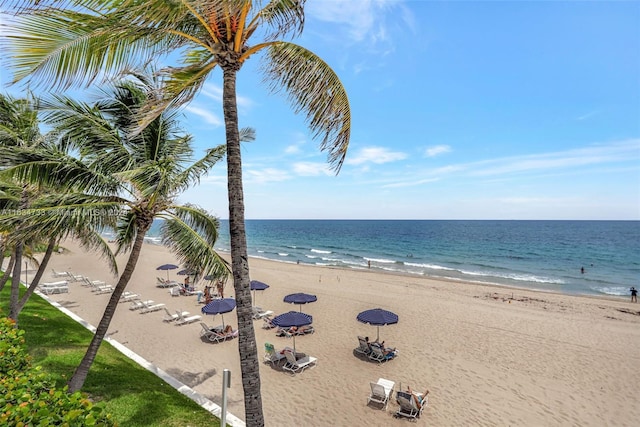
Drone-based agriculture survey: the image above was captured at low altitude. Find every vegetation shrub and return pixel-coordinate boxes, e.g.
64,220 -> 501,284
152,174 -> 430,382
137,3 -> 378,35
0,317 -> 115,426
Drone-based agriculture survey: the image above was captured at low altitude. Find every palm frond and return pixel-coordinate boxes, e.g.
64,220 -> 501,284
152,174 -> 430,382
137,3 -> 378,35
263,41 -> 351,172
159,204 -> 230,279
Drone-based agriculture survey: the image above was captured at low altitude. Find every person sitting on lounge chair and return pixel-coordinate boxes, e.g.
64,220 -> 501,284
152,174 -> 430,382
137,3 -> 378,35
407,386 -> 429,409
376,341 -> 397,357
221,324 -> 233,335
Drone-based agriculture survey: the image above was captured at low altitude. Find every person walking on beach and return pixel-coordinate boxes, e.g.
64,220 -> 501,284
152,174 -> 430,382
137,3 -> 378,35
631,287 -> 637,303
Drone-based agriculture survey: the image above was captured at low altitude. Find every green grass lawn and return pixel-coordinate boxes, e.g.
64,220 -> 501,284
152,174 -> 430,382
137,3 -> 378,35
1,285 -> 223,427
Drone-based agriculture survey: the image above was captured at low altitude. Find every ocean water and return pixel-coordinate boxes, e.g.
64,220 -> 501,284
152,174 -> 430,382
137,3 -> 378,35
148,220 -> 640,299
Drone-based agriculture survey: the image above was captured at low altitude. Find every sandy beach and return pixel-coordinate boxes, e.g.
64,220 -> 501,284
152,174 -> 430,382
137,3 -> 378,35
29,239 -> 640,426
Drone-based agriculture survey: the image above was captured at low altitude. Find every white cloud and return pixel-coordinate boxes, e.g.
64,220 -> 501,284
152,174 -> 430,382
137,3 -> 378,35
200,82 -> 253,109
345,146 -> 407,165
184,105 -> 223,127
425,145 -> 451,157
292,162 -> 332,176
245,168 -> 290,184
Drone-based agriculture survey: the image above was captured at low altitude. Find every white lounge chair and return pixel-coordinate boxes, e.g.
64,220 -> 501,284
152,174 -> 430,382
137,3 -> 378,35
396,390 -> 427,419
369,343 -> 398,363
368,378 -> 395,410
282,350 -> 317,376
174,310 -> 201,325
140,301 -> 166,314
39,281 -> 69,295
252,306 -> 274,320
162,308 -> 190,322
51,269 -> 71,278
206,327 -> 239,343
355,336 -> 372,355
68,273 -> 86,282
199,322 -> 221,340
119,291 -> 139,303
129,299 -> 154,311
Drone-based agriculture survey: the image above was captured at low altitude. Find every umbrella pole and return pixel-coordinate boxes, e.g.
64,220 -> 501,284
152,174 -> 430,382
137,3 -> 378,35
377,326 -> 380,342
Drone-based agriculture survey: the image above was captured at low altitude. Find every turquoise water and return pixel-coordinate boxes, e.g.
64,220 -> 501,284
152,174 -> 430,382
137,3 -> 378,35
148,220 -> 640,298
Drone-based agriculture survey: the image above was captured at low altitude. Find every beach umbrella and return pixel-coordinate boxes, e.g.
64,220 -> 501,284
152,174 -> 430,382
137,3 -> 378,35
156,263 -> 179,280
357,308 -> 399,342
250,280 -> 270,306
283,292 -> 317,311
201,298 -> 236,327
271,311 -> 313,354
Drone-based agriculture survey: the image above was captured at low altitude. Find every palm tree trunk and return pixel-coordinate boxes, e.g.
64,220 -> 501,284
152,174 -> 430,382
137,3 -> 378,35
8,243 -> 23,323
68,230 -> 147,392
16,237 -> 56,314
222,67 -> 264,426
0,253 -> 16,292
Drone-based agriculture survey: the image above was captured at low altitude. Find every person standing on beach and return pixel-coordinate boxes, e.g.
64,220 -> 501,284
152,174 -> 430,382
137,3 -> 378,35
631,287 -> 637,303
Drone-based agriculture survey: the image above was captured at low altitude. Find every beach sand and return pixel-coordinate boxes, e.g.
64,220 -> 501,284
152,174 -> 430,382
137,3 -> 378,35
32,239 -> 640,426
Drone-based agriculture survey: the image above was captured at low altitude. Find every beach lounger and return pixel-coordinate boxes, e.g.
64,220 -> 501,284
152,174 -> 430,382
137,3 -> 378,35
199,322 -> 223,340
51,269 -> 71,278
262,317 -> 277,330
204,327 -> 239,343
140,301 -> 166,314
368,378 -> 395,410
169,286 -> 181,297
39,281 -> 69,295
282,350 -> 317,376
263,342 -> 293,365
355,336 -> 372,355
119,291 -> 139,302
395,391 -> 426,419
67,273 -> 86,282
174,310 -> 201,325
129,299 -> 155,311
369,343 -> 398,363
252,306 -> 274,320
162,307 -> 190,322
156,277 -> 179,288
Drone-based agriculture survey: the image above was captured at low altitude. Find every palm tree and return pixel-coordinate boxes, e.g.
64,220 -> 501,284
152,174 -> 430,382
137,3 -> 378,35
0,74 -> 231,392
4,2 -> 351,423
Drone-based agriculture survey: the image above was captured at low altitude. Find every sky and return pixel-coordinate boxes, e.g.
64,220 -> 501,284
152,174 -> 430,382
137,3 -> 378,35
1,0 -> 639,220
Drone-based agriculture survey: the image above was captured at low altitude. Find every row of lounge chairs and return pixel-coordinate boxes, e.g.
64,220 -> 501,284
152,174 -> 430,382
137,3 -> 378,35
263,342 -> 318,376
368,377 -> 428,420
39,280 -> 69,295
356,335 -> 398,363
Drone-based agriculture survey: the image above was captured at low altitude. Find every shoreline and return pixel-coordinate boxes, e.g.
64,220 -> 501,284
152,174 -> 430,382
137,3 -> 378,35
24,239 -> 640,426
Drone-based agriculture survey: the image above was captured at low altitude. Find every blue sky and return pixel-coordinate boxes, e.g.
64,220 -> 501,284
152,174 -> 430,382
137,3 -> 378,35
1,1 -> 639,220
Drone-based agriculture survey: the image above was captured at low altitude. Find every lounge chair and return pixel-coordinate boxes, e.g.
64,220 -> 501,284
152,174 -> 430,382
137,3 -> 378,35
199,322 -> 223,340
262,317 -> 277,330
282,350 -> 317,376
263,342 -> 293,365
355,336 -> 372,355
129,299 -> 154,310
174,310 -> 201,325
68,273 -> 86,282
119,291 -> 139,303
51,269 -> 71,278
39,281 -> 69,295
368,378 -> 395,410
169,286 -> 181,297
156,277 -> 178,288
291,325 -> 314,335
369,343 -> 398,363
206,327 -> 239,343
396,391 -> 426,419
139,300 -> 166,314
252,306 -> 274,320
162,307 -> 190,322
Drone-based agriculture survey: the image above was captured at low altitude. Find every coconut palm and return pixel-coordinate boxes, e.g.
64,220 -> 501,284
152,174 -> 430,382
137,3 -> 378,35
4,2 -> 351,423
0,74 -> 232,392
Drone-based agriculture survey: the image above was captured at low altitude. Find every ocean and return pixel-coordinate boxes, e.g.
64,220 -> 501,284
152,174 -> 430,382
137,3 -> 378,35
147,220 -> 640,299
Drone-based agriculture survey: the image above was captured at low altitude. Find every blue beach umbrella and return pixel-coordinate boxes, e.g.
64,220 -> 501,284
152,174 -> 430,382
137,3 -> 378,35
357,308 -> 399,342
250,280 -> 270,306
271,311 -> 313,354
201,298 -> 236,327
156,263 -> 179,280
283,292 -> 317,311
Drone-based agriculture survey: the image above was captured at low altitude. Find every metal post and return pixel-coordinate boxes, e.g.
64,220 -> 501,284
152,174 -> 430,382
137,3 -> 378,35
24,261 -> 28,285
221,369 -> 230,427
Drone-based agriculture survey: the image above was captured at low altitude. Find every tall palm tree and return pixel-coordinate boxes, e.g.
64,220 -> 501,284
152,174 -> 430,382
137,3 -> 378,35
4,2 -> 351,423
0,74 -> 231,392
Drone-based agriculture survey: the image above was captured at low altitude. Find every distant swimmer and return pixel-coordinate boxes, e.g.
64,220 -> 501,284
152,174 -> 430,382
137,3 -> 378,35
581,266 -> 585,274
